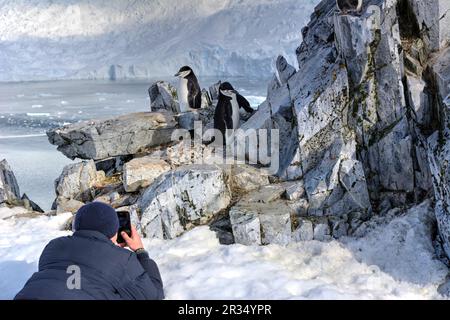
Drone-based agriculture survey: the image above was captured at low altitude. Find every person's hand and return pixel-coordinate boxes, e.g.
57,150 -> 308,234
120,225 -> 144,252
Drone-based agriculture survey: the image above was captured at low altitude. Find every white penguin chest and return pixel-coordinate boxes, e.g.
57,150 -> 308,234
230,96 -> 240,129
178,78 -> 189,112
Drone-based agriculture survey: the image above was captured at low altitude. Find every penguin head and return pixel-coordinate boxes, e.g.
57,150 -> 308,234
175,66 -> 193,78
219,82 -> 238,99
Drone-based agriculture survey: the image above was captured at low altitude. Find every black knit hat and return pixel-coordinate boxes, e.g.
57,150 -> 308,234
73,202 -> 119,239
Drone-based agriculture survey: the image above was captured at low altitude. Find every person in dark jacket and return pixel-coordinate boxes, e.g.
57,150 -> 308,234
14,202 -> 164,300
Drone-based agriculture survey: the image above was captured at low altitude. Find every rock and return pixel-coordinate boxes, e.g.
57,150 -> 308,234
54,160 -> 105,206
61,214 -> 75,231
313,222 -> 331,241
336,159 -> 372,216
95,155 -> 133,176
226,165 -> 270,194
283,181 -> 305,201
368,118 -> 415,193
201,89 -> 212,108
240,184 -> 286,204
149,81 -> 179,113
139,165 -> 231,239
209,81 -> 221,101
47,112 -> 177,160
406,76 -> 430,126
123,157 -> 171,192
209,216 -> 235,245
164,141 -> 205,167
438,279 -> 450,297
0,159 -> 21,205
175,105 -> 215,131
330,216 -> 349,239
433,47 -> 450,99
230,201 -> 292,246
229,207 -> 261,246
292,219 -> 314,242
21,194 -> 44,213
288,198 -> 309,216
406,0 -> 446,51
428,96 -> 450,259
259,204 -> 292,245
56,199 -> 84,214
276,55 -> 296,84
440,0 -> 450,48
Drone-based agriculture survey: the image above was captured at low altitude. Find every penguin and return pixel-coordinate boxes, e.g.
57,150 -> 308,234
336,0 -> 363,15
174,66 -> 202,112
276,55 -> 296,85
213,82 -> 254,144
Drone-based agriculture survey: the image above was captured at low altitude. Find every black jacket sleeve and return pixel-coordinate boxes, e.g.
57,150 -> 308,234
117,251 -> 165,300
136,251 -> 164,295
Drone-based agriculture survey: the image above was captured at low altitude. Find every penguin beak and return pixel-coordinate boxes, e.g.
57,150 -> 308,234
174,72 -> 181,77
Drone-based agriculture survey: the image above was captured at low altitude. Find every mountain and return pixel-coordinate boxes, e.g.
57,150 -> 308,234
0,0 -> 319,82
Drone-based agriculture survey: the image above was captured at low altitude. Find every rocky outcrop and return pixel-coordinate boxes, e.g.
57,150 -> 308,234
47,112 -> 177,160
223,0 -> 450,249
0,159 -> 21,205
0,159 -> 45,217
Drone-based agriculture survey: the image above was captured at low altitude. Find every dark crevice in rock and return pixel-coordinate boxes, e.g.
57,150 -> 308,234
396,0 -> 421,44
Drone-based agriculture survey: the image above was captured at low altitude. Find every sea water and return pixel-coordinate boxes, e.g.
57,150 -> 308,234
0,79 -> 267,210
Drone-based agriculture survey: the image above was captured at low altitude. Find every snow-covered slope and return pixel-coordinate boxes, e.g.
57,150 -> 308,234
0,0 -> 319,82
0,202 -> 447,300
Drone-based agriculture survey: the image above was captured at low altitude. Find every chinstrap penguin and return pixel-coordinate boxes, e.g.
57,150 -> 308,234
213,82 -> 254,145
336,0 -> 363,15
174,66 -> 202,112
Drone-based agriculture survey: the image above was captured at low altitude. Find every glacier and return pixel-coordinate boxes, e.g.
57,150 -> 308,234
0,0 -> 320,82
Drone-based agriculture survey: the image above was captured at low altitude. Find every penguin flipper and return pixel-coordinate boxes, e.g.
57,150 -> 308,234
188,80 -> 202,109
237,94 -> 254,113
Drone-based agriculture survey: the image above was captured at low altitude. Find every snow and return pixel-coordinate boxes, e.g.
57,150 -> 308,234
0,213 -> 72,299
0,202 -> 447,300
0,0 -> 320,82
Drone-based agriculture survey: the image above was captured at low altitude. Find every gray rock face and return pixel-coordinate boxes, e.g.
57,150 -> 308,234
54,160 -> 105,212
292,219 -> 314,242
284,181 -> 306,201
276,55 -> 296,84
139,165 -> 232,239
47,112 -> 177,160
175,105 -> 215,131
224,164 -> 270,194
433,47 -> 450,99
209,81 -> 222,101
406,0 -> 449,51
230,201 -> 292,246
428,96 -> 450,258
21,194 -> 44,213
123,157 -> 171,193
149,81 -> 179,113
0,159 -> 21,205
